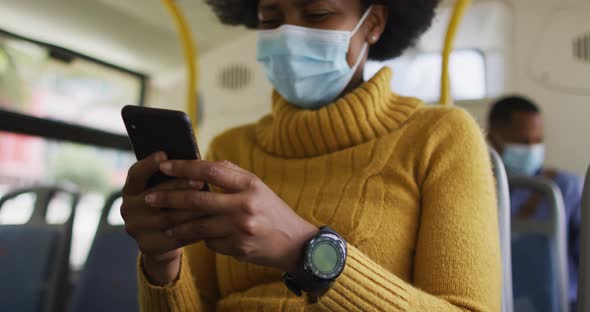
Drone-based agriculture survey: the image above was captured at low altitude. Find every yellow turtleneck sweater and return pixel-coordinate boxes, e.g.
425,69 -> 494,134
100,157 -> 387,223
138,68 -> 501,312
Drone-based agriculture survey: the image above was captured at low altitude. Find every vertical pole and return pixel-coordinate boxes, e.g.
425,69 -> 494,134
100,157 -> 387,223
440,0 -> 471,106
161,0 -> 199,132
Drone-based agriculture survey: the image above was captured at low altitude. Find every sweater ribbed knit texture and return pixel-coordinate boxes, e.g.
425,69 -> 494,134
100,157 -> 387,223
138,68 -> 501,312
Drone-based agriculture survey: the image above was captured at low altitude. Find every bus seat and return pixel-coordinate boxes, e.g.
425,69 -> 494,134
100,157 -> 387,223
70,191 -> 139,312
512,233 -> 558,312
577,166 -> 590,312
509,176 -> 569,312
489,147 -> 514,312
0,185 -> 79,312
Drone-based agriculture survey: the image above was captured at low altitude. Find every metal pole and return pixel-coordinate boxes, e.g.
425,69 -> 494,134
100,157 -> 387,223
578,166 -> 590,312
489,148 -> 514,312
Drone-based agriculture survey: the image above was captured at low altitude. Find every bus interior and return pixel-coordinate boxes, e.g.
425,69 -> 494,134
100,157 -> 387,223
0,0 -> 589,311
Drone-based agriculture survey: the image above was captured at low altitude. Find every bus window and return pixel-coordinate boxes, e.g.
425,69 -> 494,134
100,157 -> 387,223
107,196 -> 124,226
0,192 -> 36,224
365,49 -> 487,103
0,29 -> 142,271
0,32 -> 141,134
0,131 -> 135,270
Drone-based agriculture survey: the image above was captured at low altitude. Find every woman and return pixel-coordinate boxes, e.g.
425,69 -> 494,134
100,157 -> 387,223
121,0 -> 501,311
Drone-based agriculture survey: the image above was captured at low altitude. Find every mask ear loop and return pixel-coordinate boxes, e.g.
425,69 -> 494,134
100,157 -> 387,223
350,43 -> 368,72
351,6 -> 373,36
348,6 -> 373,71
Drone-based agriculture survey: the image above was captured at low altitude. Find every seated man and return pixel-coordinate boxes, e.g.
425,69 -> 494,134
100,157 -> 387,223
487,95 -> 582,309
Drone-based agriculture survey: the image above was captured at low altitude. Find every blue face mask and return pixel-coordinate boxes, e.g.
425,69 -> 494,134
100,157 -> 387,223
502,143 -> 545,176
256,7 -> 372,109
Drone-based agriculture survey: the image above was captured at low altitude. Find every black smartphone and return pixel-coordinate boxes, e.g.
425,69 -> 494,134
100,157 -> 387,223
121,105 -> 209,190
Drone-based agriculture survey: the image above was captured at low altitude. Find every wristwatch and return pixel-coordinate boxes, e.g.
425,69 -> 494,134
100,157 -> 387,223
282,226 -> 347,302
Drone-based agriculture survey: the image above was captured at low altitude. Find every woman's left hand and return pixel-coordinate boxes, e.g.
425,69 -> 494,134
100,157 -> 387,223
144,159 -> 319,273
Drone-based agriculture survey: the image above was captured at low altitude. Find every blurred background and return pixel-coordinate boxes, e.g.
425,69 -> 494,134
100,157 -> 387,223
0,0 -> 589,311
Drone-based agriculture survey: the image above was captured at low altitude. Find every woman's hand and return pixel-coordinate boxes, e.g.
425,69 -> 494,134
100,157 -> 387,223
121,152 -> 205,285
145,159 -> 320,273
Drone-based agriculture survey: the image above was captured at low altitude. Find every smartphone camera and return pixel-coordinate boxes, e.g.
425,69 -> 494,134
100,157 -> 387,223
130,124 -> 137,131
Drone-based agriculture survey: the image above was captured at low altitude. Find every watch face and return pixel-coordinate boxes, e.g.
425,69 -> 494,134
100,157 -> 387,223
306,235 -> 345,279
313,242 -> 339,273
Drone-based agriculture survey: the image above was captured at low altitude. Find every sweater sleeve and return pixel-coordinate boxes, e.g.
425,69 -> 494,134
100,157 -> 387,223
317,108 -> 501,312
138,249 -> 205,312
137,149 -> 222,312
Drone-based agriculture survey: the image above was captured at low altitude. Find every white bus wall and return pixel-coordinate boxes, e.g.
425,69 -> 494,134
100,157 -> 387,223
147,32 -> 272,157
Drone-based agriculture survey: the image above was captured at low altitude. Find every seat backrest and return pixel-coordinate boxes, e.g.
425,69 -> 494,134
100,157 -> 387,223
489,147 -> 514,312
0,224 -> 59,312
578,166 -> 590,312
0,185 -> 79,312
509,176 -> 569,312
69,191 -> 140,312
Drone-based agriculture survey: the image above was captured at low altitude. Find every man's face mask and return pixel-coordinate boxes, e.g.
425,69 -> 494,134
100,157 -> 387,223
501,143 -> 545,176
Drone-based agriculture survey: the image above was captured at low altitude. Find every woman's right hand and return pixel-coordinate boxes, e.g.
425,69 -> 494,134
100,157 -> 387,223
121,152 -> 204,285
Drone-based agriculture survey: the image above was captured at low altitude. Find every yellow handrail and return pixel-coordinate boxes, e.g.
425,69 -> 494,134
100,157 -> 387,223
161,0 -> 199,129
440,0 -> 472,106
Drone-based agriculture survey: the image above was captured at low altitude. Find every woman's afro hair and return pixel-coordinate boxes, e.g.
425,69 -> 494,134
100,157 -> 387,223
205,0 -> 439,60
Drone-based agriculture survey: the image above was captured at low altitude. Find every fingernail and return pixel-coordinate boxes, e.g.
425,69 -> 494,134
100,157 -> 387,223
188,180 -> 200,188
145,194 -> 157,204
160,162 -> 172,173
165,229 -> 174,237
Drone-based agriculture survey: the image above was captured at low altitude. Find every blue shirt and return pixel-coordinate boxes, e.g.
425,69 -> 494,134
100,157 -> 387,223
510,169 -> 582,303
